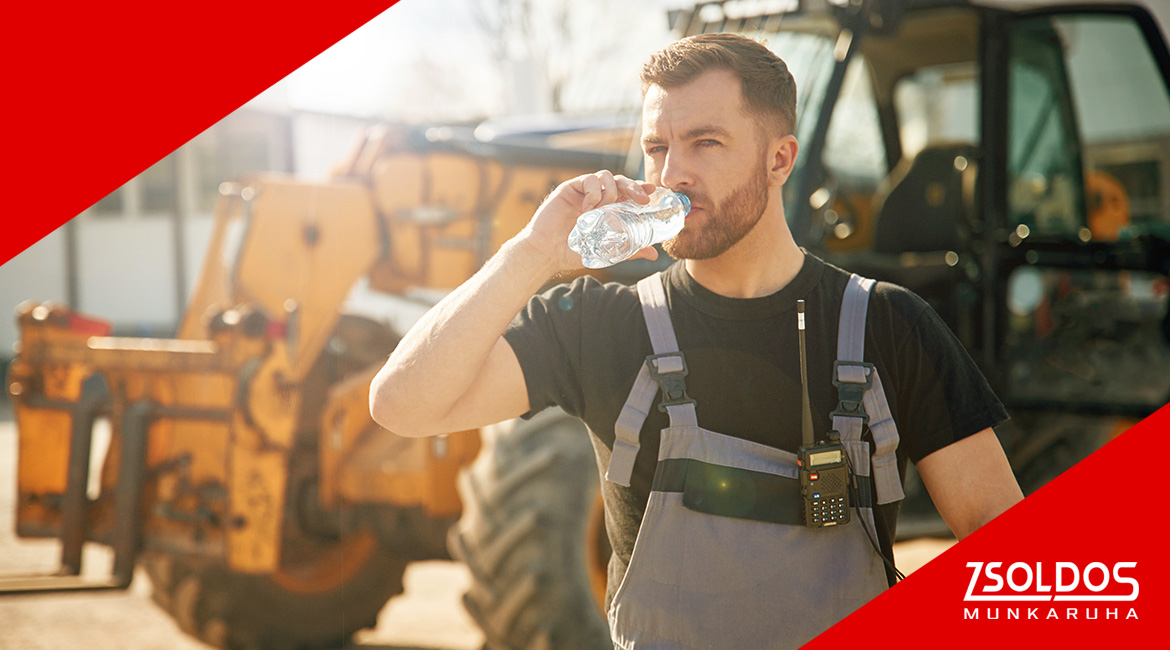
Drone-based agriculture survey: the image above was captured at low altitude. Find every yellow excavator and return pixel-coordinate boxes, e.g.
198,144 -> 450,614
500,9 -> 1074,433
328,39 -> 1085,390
3,121 -> 627,648
5,2 -> 1170,649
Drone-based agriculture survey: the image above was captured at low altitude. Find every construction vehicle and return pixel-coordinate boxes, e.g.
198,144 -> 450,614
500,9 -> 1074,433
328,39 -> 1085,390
4,1 -> 1170,650
711,0 -> 1170,530
1,120 -> 632,648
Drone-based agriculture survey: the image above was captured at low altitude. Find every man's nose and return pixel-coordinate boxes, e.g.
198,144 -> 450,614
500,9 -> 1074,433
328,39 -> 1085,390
659,151 -> 693,190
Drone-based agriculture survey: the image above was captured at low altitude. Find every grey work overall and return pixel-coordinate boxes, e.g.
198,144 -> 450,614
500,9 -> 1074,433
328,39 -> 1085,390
604,273 -> 905,650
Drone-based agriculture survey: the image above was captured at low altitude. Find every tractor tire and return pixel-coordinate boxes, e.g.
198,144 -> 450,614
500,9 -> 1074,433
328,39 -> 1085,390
449,409 -> 611,650
142,532 -> 406,650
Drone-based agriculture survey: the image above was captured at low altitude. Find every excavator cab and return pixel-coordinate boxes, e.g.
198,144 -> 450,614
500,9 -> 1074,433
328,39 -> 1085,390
673,0 -> 1170,528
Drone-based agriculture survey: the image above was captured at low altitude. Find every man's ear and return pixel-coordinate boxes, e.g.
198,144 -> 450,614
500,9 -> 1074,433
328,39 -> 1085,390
768,134 -> 799,188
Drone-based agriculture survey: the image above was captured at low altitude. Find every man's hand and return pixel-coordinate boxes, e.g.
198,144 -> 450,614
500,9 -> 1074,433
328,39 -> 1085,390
520,170 -> 661,273
371,169 -> 659,438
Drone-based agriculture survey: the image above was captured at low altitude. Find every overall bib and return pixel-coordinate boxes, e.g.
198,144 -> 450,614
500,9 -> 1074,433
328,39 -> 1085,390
604,273 -> 905,650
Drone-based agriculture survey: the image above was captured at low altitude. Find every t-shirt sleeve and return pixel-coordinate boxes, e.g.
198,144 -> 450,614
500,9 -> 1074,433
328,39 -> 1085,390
881,288 -> 1010,463
503,276 -> 592,419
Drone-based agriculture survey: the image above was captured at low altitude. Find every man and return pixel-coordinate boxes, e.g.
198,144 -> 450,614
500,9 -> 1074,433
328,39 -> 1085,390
371,33 -> 1022,648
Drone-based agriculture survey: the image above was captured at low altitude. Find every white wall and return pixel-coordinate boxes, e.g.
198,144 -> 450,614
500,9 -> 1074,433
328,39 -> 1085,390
74,218 -> 179,334
0,226 -> 69,357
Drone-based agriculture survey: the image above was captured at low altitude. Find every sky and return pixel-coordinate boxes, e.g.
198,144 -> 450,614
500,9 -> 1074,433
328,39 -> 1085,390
259,0 -> 1170,123
269,0 -> 683,121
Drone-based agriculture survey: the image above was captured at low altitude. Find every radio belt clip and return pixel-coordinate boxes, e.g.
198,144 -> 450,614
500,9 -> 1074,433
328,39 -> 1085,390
646,352 -> 695,412
832,360 -> 875,423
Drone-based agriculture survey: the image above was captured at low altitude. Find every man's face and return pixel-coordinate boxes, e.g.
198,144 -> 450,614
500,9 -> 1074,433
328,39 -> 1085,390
641,68 -> 772,260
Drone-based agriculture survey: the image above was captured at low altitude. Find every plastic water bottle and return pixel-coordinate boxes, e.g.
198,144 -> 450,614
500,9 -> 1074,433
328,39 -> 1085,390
567,187 -> 691,268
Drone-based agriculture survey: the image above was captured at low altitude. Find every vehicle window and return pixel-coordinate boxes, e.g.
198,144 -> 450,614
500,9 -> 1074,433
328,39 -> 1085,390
822,55 -> 885,183
893,62 -> 979,159
1007,19 -> 1085,238
1062,14 -> 1170,241
1008,13 -> 1170,241
1004,12 -> 1170,413
763,31 -> 838,220
818,55 -> 887,247
763,31 -> 837,151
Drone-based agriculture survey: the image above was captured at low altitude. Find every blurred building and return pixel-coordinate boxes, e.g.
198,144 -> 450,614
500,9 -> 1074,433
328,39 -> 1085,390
0,91 -> 375,359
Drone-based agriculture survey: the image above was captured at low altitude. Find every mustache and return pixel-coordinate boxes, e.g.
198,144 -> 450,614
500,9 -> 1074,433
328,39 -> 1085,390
676,190 -> 707,210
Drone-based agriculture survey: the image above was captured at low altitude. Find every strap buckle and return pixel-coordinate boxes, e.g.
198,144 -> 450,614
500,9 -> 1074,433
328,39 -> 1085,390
646,352 -> 695,412
832,360 -> 874,423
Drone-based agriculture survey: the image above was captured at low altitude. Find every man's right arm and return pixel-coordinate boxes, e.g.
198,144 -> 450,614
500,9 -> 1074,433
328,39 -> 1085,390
369,171 -> 656,438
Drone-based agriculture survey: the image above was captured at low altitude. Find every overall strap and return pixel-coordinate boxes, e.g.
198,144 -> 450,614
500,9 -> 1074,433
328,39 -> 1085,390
832,274 -> 905,505
606,273 -> 697,486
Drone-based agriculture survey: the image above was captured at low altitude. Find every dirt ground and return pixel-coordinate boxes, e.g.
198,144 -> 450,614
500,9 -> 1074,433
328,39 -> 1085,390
0,409 -> 952,650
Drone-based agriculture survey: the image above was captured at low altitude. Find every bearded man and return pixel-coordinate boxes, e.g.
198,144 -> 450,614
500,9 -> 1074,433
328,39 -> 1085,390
371,33 -> 1021,649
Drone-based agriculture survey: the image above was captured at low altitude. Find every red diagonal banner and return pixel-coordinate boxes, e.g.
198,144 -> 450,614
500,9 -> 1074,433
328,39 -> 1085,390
3,1 -> 399,267
6,2 -> 1170,647
807,404 -> 1170,647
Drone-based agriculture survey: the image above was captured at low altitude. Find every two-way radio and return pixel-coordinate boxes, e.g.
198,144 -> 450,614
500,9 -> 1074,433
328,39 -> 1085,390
794,300 -> 906,580
796,300 -> 851,528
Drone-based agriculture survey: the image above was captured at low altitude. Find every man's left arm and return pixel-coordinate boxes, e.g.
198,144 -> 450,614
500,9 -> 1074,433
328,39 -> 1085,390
916,428 -> 1023,540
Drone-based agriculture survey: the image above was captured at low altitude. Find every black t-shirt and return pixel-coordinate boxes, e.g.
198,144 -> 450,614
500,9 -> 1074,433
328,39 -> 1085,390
504,251 -> 1008,601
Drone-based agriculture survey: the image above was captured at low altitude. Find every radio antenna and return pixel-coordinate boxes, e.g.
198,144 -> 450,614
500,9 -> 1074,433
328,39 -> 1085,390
798,300 -> 814,448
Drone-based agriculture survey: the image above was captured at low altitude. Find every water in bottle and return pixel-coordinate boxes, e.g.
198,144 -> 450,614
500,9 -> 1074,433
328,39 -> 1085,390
567,187 -> 691,268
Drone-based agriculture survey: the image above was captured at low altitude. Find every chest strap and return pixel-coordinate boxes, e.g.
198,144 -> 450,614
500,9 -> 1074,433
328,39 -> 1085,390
833,274 -> 904,505
607,273 -> 697,486
608,272 -> 905,504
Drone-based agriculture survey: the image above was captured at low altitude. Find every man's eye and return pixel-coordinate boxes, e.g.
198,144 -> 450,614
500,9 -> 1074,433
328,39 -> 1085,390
698,139 -> 721,147
645,146 -> 666,155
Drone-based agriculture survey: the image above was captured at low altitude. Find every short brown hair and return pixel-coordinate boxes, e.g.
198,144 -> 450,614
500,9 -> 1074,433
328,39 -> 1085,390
641,33 -> 797,137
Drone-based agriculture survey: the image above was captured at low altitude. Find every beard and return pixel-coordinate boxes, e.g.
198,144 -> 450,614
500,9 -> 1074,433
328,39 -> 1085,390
661,162 -> 769,260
